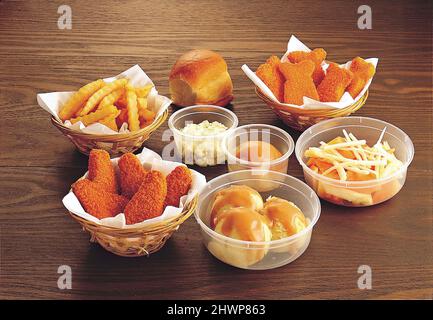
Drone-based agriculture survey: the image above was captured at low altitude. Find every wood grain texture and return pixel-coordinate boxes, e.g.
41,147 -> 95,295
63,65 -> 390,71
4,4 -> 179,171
0,0 -> 432,300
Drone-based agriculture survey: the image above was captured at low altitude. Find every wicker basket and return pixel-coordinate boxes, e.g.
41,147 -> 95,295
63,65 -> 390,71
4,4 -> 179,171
51,109 -> 168,157
255,88 -> 368,131
67,195 -> 198,257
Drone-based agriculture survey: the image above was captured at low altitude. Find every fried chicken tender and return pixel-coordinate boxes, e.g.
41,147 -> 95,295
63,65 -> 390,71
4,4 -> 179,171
347,57 -> 375,98
278,60 -> 319,105
124,171 -> 167,224
118,153 -> 148,199
72,179 -> 128,219
287,48 -> 327,86
88,149 -> 118,193
256,56 -> 285,102
317,63 -> 353,102
165,166 -> 192,208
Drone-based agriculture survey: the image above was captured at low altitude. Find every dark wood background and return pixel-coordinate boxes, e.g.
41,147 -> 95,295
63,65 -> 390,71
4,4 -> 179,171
0,0 -> 431,299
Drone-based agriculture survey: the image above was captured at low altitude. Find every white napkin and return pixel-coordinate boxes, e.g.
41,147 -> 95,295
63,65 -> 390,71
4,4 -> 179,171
37,65 -> 172,134
242,35 -> 378,110
62,147 -> 207,229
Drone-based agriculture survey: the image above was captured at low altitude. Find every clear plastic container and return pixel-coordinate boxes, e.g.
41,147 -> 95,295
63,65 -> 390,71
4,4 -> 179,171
222,124 -> 294,176
195,170 -> 321,270
168,105 -> 238,167
295,117 -> 415,207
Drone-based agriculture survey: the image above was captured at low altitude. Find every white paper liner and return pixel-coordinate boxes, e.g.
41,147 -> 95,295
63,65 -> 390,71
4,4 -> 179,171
36,65 -> 172,134
242,35 -> 378,110
62,147 -> 207,229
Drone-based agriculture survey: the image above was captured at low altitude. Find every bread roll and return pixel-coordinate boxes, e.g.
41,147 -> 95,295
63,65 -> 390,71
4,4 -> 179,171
210,185 -> 263,228
208,207 -> 272,268
169,49 -> 234,107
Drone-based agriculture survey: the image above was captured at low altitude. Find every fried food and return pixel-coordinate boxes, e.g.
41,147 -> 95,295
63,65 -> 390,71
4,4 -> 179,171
88,149 -> 118,193
256,56 -> 285,102
125,84 -> 140,132
287,48 -> 327,86
97,88 -> 125,110
165,166 -> 192,207
139,108 -> 156,124
135,84 -> 153,98
98,109 -> 120,131
70,104 -> 118,126
59,79 -> 105,121
72,179 -> 128,219
347,57 -> 375,98
78,78 -> 128,116
124,170 -> 167,224
116,108 -> 128,128
118,153 -> 149,199
278,60 -> 319,105
317,63 -> 353,102
57,77 -> 157,132
137,97 -> 148,112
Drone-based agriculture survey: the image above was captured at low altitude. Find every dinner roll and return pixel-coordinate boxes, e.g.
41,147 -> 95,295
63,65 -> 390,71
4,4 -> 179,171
169,49 -> 234,107
208,207 -> 272,268
210,185 -> 264,228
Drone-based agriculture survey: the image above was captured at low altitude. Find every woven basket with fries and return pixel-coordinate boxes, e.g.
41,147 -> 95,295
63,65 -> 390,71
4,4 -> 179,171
256,88 -> 368,131
51,109 -> 168,157
68,194 -> 197,257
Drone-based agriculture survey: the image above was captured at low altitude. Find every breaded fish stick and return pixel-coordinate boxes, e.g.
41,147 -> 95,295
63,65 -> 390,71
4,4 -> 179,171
72,179 -> 128,219
165,166 -> 192,207
278,60 -> 319,105
287,48 -> 327,86
256,56 -> 285,102
118,153 -> 149,199
317,63 -> 353,102
124,171 -> 167,224
88,149 -> 118,193
347,57 -> 375,98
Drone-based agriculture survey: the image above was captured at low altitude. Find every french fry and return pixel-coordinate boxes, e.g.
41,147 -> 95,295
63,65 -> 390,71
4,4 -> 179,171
125,84 -> 140,131
78,78 -> 128,116
97,88 -> 124,110
135,84 -> 153,98
137,97 -> 148,112
116,108 -> 128,128
99,109 -> 121,131
70,104 -> 117,126
59,79 -> 105,121
139,108 -> 156,122
115,94 -> 127,109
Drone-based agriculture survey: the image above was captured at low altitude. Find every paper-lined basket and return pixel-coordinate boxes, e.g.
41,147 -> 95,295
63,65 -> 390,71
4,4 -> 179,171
63,148 -> 206,257
37,65 -> 171,156
243,35 -> 377,131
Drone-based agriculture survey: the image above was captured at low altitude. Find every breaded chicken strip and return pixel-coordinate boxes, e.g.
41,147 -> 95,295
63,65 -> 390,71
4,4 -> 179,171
256,56 -> 285,102
347,57 -> 375,98
88,149 -> 118,193
124,170 -> 167,224
278,60 -> 319,105
165,166 -> 192,208
317,63 -> 353,102
287,48 -> 327,86
72,179 -> 128,219
118,153 -> 148,199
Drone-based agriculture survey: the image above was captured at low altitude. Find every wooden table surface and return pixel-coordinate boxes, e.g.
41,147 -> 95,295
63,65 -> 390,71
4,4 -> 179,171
0,0 -> 432,300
